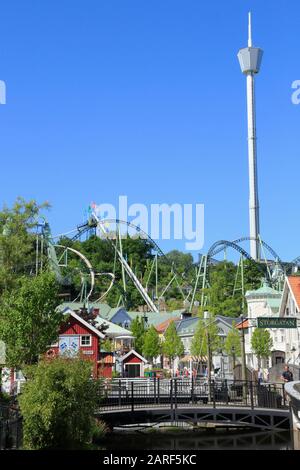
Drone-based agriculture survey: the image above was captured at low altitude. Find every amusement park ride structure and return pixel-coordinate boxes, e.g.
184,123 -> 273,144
33,211 -> 299,314
32,13 -> 299,314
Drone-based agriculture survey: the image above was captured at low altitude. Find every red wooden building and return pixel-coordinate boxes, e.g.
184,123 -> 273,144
46,309 -> 109,378
120,350 -> 148,377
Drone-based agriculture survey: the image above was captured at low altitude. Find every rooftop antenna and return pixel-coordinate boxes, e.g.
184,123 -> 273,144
237,12 -> 263,261
248,11 -> 252,47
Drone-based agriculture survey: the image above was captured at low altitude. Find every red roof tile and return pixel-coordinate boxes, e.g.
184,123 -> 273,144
155,317 -> 180,334
287,276 -> 300,310
236,319 -> 249,329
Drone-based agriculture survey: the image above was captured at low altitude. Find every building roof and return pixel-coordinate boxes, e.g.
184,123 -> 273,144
216,315 -> 240,327
119,349 -> 148,364
236,319 -> 249,329
287,276 -> 300,310
245,282 -> 282,298
176,315 -> 239,336
62,307 -> 133,339
126,310 -> 181,326
62,308 -> 105,339
176,316 -> 200,335
58,302 -> 124,321
155,317 -> 181,334
94,315 -> 134,338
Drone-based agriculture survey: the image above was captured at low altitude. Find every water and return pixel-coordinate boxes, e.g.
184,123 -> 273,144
101,428 -> 292,450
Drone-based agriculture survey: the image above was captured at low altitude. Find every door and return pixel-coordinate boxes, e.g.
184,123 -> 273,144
59,335 -> 80,356
125,364 -> 141,377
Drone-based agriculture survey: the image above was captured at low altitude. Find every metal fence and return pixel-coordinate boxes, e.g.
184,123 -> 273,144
98,378 -> 288,412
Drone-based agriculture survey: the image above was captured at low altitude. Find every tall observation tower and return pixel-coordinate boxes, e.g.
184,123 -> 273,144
237,12 -> 263,261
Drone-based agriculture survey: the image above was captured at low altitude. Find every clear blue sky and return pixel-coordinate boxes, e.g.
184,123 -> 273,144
0,1 -> 299,261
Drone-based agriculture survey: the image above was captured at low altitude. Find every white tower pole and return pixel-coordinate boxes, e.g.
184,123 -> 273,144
238,12 -> 263,261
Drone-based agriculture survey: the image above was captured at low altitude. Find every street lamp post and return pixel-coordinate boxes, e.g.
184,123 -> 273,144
239,315 -> 248,401
218,349 -> 225,380
231,345 -> 236,373
204,311 -> 212,398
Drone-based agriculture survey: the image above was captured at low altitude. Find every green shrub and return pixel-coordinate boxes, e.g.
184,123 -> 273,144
91,419 -> 109,444
19,357 -> 100,449
112,370 -> 120,378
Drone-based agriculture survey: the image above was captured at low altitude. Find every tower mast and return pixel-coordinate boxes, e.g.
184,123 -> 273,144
238,12 -> 263,261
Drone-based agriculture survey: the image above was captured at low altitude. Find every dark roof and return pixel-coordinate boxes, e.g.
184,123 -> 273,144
176,315 -> 239,335
216,315 -> 240,326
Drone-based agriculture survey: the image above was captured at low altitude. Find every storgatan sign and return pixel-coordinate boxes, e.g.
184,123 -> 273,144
257,317 -> 297,329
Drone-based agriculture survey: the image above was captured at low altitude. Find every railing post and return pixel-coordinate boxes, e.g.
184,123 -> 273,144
154,377 -> 157,405
250,381 -> 254,410
118,379 -> 121,407
212,381 -> 216,408
170,379 -> 173,411
174,378 -> 178,409
225,379 -> 229,406
131,381 -> 134,412
157,378 -> 160,404
191,376 -> 194,404
282,383 -> 286,408
268,384 -> 271,408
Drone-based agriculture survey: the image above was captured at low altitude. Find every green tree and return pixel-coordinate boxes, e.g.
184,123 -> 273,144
102,338 -> 112,352
201,260 -> 264,318
251,328 -> 273,369
19,357 -> 101,449
190,316 -> 221,372
162,321 -> 184,373
0,197 -> 49,293
142,325 -> 161,363
0,271 -> 61,367
131,316 -> 147,354
224,326 -> 241,369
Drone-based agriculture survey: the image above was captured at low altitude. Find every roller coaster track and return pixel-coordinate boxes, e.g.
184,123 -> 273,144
90,212 -> 159,312
207,237 -> 285,274
72,217 -> 191,291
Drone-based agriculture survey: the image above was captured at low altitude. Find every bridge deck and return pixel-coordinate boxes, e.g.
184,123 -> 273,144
97,405 -> 290,431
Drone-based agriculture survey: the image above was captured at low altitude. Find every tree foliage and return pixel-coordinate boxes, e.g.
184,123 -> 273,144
0,197 -> 49,293
203,261 -> 263,317
0,271 -> 61,367
190,316 -> 221,359
142,325 -> 161,362
0,198 -> 269,319
224,326 -> 241,367
251,328 -> 273,368
130,316 -> 147,354
19,357 -> 100,449
162,321 -> 184,368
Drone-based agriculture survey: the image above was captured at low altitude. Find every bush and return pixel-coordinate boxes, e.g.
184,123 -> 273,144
19,357 -> 100,449
91,419 -> 109,444
112,370 -> 120,378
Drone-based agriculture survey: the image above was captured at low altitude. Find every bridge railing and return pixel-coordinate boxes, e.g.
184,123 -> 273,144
285,381 -> 300,422
98,378 -> 288,412
285,381 -> 300,450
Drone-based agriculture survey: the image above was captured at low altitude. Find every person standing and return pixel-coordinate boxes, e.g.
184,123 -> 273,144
281,365 -> 294,383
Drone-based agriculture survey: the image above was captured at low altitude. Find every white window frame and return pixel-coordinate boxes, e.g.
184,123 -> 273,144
80,335 -> 92,347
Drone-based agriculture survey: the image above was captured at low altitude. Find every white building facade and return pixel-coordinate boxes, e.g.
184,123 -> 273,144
244,282 -> 284,370
279,276 -> 300,366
